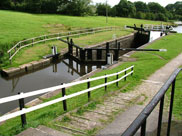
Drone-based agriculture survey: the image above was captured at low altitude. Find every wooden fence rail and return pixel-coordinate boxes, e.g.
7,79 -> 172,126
0,65 -> 134,127
7,26 -> 121,63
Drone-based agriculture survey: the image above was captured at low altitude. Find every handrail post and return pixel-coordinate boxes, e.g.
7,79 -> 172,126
131,67 -> 134,76
61,83 -> 67,111
87,78 -> 91,101
32,39 -> 34,46
124,70 -> 127,81
18,92 -> 27,127
167,79 -> 176,136
141,120 -> 146,136
106,42 -> 109,62
116,73 -> 119,87
105,74 -> 107,91
157,95 -> 165,136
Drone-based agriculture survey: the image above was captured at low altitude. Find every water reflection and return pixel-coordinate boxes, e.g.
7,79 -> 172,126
0,58 -> 104,114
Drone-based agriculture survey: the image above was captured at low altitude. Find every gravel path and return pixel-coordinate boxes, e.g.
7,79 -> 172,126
97,53 -> 182,136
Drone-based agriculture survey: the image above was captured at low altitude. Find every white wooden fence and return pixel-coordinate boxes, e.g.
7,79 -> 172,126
0,65 -> 134,125
7,26 -> 121,62
144,24 -> 170,31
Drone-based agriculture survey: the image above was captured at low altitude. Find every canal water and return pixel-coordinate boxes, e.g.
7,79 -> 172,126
173,26 -> 182,33
0,58 -> 104,114
0,26 -> 181,115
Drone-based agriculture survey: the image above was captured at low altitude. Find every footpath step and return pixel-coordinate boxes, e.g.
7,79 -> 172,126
49,92 -> 142,136
17,125 -> 72,136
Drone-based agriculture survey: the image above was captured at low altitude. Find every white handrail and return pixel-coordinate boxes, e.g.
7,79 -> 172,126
0,66 -> 134,122
0,66 -> 134,104
8,26 -> 120,61
7,26 -> 115,53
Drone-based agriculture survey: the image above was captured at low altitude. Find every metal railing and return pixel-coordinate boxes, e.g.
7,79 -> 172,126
7,26 -> 120,63
144,24 -> 171,31
121,68 -> 182,136
0,65 -> 134,127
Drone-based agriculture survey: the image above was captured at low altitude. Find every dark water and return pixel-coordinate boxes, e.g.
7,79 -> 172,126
0,58 -> 104,114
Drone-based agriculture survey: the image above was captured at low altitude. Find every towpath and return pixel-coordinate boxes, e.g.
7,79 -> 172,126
97,53 -> 182,136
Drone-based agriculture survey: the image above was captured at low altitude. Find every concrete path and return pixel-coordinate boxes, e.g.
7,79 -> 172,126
97,53 -> 182,136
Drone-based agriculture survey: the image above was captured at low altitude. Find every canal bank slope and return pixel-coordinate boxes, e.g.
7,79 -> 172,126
0,33 -> 182,136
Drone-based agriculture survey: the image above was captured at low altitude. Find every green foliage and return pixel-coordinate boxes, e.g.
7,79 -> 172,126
115,0 -> 136,17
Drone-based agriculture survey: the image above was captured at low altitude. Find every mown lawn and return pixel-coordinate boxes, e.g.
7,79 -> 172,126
0,34 -> 181,136
0,10 -> 167,68
9,29 -> 132,68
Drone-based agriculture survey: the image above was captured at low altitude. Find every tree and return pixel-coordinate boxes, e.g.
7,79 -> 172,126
96,3 -> 111,16
115,0 -> 136,17
0,0 -> 11,9
135,11 -> 145,19
134,1 -> 149,13
41,0 -> 59,13
148,2 -> 166,14
57,0 -> 93,16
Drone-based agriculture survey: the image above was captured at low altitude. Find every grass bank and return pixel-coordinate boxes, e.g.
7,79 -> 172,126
0,34 -> 181,136
8,29 -> 133,68
167,67 -> 182,120
0,10 -> 166,68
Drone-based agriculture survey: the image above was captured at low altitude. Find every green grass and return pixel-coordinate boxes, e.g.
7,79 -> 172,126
0,34 -> 182,136
0,10 -> 166,68
8,29 -> 133,68
167,67 -> 182,120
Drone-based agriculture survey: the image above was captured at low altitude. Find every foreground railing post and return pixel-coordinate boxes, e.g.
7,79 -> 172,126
105,74 -> 107,91
141,120 -> 146,136
87,78 -> 91,101
61,83 -> 67,111
124,70 -> 127,81
116,73 -> 119,87
167,79 -> 176,136
18,92 -> 27,127
157,95 -> 165,136
131,67 -> 134,76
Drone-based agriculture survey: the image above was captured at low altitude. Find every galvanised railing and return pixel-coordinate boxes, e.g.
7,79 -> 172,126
121,68 -> 182,136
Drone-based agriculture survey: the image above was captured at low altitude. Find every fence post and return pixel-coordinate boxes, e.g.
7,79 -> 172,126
167,79 -> 176,136
61,83 -> 67,111
116,73 -> 119,87
32,39 -> 34,46
106,42 -> 109,62
87,78 -> 91,101
157,95 -> 165,136
18,92 -> 27,127
76,47 -> 78,56
124,70 -> 127,81
105,74 -> 107,91
9,52 -> 11,59
141,120 -> 147,136
80,49 -> 85,61
131,67 -> 134,76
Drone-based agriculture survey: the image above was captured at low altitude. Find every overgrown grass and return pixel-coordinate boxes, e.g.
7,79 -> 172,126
0,34 -> 182,136
0,10 -> 166,68
7,29 -> 132,68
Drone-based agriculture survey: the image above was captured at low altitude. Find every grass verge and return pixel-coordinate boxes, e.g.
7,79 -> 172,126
6,29 -> 132,68
0,10 -> 167,68
0,34 -> 182,136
